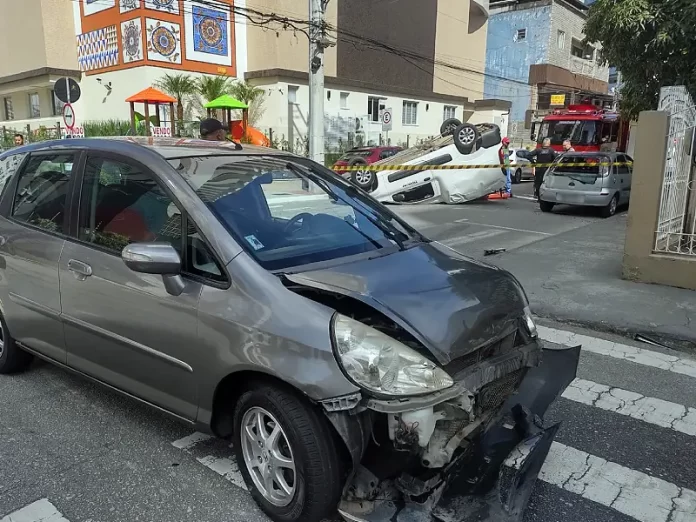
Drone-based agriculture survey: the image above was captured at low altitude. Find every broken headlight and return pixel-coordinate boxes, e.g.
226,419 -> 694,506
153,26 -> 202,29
523,305 -> 537,338
332,314 -> 454,397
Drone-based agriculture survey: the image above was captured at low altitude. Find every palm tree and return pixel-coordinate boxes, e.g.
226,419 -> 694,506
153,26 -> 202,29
154,73 -> 197,130
229,80 -> 266,126
196,76 -> 231,119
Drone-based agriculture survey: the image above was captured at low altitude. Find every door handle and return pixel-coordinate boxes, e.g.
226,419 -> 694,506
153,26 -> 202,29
67,259 -> 93,280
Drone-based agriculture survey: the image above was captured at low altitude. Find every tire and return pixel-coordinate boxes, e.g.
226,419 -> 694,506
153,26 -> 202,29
539,200 -> 555,213
233,383 -> 347,522
514,169 -> 523,184
0,314 -> 33,374
348,158 -> 373,190
452,123 -> 480,155
440,118 -> 462,136
601,194 -> 619,218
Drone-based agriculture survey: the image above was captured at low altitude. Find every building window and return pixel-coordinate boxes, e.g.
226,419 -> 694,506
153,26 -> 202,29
557,30 -> 566,50
368,96 -> 385,122
3,97 -> 14,121
443,105 -> 457,121
288,85 -> 298,104
402,101 -> 418,126
340,92 -> 349,109
51,90 -> 66,117
28,93 -> 40,118
515,28 -> 527,41
571,38 -> 594,60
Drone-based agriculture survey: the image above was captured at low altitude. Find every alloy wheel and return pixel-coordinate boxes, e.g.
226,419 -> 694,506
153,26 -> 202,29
240,406 -> 297,507
355,169 -> 373,186
458,127 -> 476,145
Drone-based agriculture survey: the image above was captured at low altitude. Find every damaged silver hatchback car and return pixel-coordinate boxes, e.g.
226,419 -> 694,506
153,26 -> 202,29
0,138 -> 580,522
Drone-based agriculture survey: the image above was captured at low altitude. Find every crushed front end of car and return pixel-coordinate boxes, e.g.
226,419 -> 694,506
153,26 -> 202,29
320,314 -> 580,522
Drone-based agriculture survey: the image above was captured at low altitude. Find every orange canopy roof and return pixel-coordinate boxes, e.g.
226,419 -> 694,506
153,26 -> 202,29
125,87 -> 176,104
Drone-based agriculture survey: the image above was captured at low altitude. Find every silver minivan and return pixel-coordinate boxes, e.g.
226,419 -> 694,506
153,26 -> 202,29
539,152 -> 633,217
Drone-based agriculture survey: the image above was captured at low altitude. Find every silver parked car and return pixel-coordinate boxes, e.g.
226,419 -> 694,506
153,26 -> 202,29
0,137 -> 579,522
539,152 -> 633,217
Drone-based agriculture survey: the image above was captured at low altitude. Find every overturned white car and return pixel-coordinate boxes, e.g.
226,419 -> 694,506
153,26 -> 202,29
341,120 -> 507,204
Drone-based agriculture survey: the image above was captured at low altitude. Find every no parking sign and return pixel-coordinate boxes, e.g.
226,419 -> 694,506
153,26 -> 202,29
381,107 -> 393,132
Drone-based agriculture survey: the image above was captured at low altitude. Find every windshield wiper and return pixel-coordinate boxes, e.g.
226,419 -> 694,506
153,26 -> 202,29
285,162 -> 408,250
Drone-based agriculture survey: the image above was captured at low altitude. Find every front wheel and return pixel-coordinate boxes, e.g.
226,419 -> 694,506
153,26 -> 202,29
514,169 -> 522,184
233,383 -> 347,522
0,314 -> 33,374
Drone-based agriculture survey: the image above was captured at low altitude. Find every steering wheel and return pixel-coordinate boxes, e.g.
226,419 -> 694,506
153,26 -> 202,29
283,212 -> 313,233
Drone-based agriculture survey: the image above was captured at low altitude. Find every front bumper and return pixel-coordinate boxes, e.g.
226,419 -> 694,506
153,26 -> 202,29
337,343 -> 581,522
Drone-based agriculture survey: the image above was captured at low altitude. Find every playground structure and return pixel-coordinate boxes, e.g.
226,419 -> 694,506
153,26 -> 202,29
204,94 -> 270,146
125,87 -> 176,136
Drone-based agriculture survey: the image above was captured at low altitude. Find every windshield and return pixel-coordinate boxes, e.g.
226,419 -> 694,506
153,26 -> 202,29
169,155 -> 421,271
553,155 -> 608,176
539,120 -> 600,146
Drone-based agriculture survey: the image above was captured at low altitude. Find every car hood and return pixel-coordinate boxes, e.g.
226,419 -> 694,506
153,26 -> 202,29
285,242 -> 528,365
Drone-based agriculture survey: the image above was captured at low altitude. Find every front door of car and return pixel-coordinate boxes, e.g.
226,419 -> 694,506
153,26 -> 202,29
0,151 -> 79,363
59,153 -> 203,420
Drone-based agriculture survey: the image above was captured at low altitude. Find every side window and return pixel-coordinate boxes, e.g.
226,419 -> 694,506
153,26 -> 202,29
78,156 -> 226,282
11,153 -> 75,233
0,152 -> 27,200
78,156 -> 182,254
615,155 -> 629,175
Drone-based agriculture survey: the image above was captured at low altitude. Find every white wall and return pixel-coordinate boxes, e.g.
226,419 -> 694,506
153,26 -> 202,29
253,80 -> 469,151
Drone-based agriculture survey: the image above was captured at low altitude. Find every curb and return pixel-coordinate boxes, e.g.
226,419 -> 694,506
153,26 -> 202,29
532,309 -> 696,357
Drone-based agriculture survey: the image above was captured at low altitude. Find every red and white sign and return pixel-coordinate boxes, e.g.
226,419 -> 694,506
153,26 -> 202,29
381,107 -> 393,131
62,103 -> 76,131
152,126 -> 172,137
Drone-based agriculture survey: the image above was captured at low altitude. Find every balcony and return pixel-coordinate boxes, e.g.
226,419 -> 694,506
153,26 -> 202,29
570,56 -> 597,77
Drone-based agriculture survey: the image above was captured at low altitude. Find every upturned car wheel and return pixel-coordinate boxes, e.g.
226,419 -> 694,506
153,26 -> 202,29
233,383 -> 347,522
453,123 -> 480,154
440,118 -> 462,136
348,158 -> 373,190
0,314 -> 33,374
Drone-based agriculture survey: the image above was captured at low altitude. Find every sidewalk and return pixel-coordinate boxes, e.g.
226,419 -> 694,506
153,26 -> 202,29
489,213 -> 696,353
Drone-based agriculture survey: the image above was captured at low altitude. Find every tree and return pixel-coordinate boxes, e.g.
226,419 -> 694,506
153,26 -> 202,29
229,80 -> 267,127
584,0 -> 696,120
154,73 -> 197,126
196,75 -> 231,119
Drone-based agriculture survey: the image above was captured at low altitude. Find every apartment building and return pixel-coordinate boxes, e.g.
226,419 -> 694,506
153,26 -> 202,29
0,0 -> 510,148
483,0 -> 610,144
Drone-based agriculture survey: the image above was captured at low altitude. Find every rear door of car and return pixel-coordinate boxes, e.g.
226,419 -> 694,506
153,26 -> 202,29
58,150 -> 218,420
0,149 -> 83,364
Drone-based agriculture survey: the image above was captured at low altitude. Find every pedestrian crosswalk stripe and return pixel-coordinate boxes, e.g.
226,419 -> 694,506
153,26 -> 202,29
540,442 -> 696,522
171,431 -> 212,450
171,433 -> 247,490
538,325 -> 696,378
442,229 -> 507,247
0,499 -> 70,522
562,378 -> 696,436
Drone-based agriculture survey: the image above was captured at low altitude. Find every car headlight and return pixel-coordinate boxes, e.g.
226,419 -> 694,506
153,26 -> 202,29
523,306 -> 538,338
332,314 -> 454,397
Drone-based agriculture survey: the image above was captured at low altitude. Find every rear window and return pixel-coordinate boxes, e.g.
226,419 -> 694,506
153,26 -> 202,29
338,150 -> 372,160
554,155 -> 609,175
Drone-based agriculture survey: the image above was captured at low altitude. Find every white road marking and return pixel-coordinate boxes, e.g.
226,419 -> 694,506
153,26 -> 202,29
512,194 -> 538,201
538,325 -> 696,378
563,378 -> 696,436
196,455 -> 248,491
171,431 -> 212,450
441,229 -> 507,246
0,499 -> 70,522
453,218 -> 552,235
540,442 -> 696,522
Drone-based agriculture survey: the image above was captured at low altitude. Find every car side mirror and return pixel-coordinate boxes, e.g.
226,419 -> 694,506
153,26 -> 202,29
121,242 -> 186,296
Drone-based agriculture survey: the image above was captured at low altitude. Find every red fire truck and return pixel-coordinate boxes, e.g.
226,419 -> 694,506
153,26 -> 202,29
532,104 -> 631,152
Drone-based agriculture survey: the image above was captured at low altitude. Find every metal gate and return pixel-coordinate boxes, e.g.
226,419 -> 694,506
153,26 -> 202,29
654,86 -> 696,256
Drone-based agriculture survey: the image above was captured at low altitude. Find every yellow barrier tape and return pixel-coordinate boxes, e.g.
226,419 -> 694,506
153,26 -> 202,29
333,162 -> 633,172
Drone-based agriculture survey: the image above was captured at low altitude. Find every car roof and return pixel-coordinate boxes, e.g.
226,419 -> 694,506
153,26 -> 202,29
4,136 -> 291,160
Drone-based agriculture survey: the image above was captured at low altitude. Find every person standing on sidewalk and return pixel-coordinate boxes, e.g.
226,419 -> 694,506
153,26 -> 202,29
199,118 -> 227,141
525,138 -> 557,199
499,137 -> 513,197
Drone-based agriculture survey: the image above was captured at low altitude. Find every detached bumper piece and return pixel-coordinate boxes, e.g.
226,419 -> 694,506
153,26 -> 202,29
338,345 -> 581,522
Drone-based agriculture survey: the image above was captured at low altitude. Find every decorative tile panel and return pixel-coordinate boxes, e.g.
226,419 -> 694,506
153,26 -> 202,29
121,18 -> 144,63
146,18 -> 181,64
76,25 -> 119,72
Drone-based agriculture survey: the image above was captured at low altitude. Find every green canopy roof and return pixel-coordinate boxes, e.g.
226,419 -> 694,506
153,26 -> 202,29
204,94 -> 248,110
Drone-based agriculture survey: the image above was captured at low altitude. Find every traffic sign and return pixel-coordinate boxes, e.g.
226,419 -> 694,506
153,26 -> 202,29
63,103 -> 76,131
381,107 -> 393,132
54,78 -> 81,104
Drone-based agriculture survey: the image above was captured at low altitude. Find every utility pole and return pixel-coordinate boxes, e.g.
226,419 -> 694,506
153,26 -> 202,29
308,0 -> 328,165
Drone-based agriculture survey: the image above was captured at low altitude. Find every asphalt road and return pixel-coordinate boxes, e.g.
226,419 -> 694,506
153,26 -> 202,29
3,192 -> 696,522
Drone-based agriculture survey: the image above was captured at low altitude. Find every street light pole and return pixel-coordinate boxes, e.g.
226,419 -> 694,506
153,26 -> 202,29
308,0 -> 326,165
